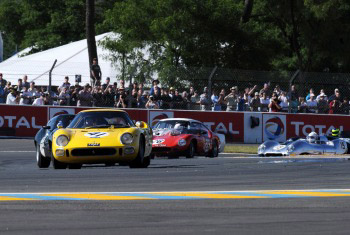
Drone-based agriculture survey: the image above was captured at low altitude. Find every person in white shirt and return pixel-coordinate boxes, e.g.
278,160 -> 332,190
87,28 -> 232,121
19,86 -> 32,105
306,94 -> 317,113
32,94 -> 45,106
316,89 -> 328,102
279,91 -> 289,112
6,89 -> 18,105
260,92 -> 270,112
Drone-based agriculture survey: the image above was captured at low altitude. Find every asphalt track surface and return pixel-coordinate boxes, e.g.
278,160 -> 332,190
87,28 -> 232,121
1,140 -> 350,234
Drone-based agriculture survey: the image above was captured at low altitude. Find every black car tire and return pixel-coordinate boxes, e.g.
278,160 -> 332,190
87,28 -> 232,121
129,137 -> 150,168
185,142 -> 195,158
36,144 -> 50,168
51,153 -> 67,169
208,141 -> 219,158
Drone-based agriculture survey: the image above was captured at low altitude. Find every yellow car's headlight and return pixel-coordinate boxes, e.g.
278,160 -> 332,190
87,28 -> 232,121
121,133 -> 133,145
56,135 -> 69,147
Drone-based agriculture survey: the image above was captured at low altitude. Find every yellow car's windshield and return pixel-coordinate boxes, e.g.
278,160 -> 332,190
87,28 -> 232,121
68,111 -> 135,129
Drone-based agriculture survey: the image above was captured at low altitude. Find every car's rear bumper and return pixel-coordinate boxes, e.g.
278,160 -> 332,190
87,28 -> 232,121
152,145 -> 188,156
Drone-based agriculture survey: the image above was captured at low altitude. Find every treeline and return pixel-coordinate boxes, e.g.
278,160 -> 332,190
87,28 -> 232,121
0,0 -> 349,85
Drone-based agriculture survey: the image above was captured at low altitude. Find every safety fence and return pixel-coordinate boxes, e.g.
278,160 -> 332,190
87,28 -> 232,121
1,104 -> 350,143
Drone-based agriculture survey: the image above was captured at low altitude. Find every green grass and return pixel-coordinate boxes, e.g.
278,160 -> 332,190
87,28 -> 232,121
224,144 -> 259,154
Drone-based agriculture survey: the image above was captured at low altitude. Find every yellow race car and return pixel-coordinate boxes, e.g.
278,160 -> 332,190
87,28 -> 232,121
51,109 -> 152,169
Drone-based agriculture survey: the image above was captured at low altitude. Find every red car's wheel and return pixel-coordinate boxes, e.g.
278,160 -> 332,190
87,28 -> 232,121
208,141 -> 219,158
185,142 -> 195,158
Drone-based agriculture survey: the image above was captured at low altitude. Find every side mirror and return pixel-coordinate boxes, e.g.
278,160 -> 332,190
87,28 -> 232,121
136,121 -> 148,129
57,121 -> 63,129
43,126 -> 51,130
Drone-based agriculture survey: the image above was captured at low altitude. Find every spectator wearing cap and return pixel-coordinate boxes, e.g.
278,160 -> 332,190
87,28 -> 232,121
102,77 -> 110,91
102,85 -> 115,107
22,75 -> 30,90
92,85 -> 104,107
77,84 -> 93,107
317,93 -> 328,114
0,73 -> 7,88
306,93 -> 317,113
90,58 -> 102,87
150,79 -> 160,96
250,92 -> 261,111
200,87 -> 210,111
224,86 -> 238,111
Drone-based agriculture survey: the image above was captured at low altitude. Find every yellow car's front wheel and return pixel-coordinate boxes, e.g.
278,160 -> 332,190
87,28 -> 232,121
129,137 -> 150,168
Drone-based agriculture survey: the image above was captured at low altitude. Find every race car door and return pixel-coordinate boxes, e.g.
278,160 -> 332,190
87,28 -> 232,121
199,124 -> 211,155
189,122 -> 206,154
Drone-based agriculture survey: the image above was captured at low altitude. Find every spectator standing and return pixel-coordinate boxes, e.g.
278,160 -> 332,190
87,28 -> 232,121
17,79 -> 23,91
269,92 -> 282,112
273,85 -> 282,96
287,85 -> 299,113
329,88 -> 342,102
77,84 -> 93,107
70,87 -> 80,106
250,92 -> 261,111
211,90 -> 222,111
190,90 -> 200,110
316,89 -> 328,102
329,97 -> 341,114
200,87 -> 211,111
224,87 -> 238,111
0,73 -> 7,88
92,85 -> 104,107
306,94 -> 317,113
317,94 -> 328,114
0,85 -> 5,103
150,79 -> 160,96
22,75 -> 30,89
259,83 -> 271,98
260,92 -> 269,112
220,89 -> 227,111
102,86 -> 115,107
19,86 -> 32,105
59,76 -> 71,92
28,82 -> 40,102
305,88 -> 315,101
146,96 -> 159,109
279,91 -> 289,112
182,91 -> 190,109
340,97 -> 350,115
90,58 -> 102,87
138,91 -> 148,108
102,77 -> 110,90
298,97 -> 307,113
32,93 -> 45,106
161,89 -> 172,109
6,88 -> 19,105
172,89 -> 184,109
58,87 -> 70,106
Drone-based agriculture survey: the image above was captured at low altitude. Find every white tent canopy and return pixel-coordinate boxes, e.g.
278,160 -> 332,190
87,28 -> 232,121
0,33 -> 120,86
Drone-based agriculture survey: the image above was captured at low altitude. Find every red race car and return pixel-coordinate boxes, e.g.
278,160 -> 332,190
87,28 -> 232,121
151,118 -> 225,158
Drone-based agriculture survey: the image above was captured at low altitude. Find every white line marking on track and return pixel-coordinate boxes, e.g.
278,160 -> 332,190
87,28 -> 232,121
0,151 -> 35,153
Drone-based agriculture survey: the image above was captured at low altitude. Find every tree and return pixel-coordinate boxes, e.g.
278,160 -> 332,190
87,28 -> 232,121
86,0 -> 97,69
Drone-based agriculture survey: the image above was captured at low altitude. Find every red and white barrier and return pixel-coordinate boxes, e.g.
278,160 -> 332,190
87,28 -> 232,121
1,104 -> 349,143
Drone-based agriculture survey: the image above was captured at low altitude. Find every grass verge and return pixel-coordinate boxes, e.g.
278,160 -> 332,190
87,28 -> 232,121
224,144 -> 259,154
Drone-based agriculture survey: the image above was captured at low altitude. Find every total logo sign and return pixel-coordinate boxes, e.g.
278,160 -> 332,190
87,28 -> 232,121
149,111 -> 174,128
263,114 -> 286,142
49,108 -> 75,119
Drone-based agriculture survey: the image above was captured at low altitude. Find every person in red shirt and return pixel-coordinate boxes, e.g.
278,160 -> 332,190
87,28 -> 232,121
269,92 -> 282,112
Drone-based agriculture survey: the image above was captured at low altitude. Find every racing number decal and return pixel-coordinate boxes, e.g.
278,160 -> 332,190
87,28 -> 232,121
84,132 -> 109,138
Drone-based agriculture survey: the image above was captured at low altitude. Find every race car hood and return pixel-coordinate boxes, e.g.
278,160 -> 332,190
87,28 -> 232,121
53,127 -> 139,147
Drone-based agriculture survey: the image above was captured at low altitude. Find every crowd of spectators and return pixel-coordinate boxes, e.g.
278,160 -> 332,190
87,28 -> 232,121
0,73 -> 349,115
